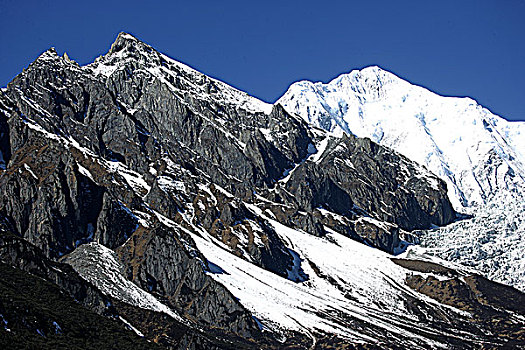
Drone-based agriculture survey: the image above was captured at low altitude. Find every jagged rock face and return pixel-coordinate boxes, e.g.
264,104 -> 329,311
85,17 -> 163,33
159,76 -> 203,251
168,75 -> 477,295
0,131 -> 106,258
5,32 -> 522,349
115,225 -> 257,337
0,92 -> 264,343
282,134 -> 454,231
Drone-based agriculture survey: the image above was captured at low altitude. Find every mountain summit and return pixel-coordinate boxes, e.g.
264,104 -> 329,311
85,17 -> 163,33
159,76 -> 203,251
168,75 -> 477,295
278,66 -> 525,289
0,33 -> 524,349
279,65 -> 525,209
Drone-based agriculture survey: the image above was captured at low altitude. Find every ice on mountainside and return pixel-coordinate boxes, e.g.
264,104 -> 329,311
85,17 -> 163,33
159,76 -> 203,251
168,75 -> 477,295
278,65 -> 525,290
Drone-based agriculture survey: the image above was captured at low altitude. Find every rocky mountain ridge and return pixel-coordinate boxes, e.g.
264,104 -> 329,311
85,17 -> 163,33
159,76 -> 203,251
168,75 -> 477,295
0,32 -> 523,349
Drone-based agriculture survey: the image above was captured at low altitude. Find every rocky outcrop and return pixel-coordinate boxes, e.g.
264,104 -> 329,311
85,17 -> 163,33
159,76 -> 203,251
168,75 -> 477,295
393,258 -> 525,347
0,228 -> 113,316
115,224 -> 259,338
283,134 -> 455,232
0,92 -> 266,343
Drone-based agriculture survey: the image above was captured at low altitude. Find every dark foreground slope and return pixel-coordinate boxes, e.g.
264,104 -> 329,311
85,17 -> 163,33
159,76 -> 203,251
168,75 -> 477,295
0,262 -> 157,350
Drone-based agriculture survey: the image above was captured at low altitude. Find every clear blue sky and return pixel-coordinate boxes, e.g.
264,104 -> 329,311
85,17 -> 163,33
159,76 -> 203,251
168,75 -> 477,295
1,0 -> 524,121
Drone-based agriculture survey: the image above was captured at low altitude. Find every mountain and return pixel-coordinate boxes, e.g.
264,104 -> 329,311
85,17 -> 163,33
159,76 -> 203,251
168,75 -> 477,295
0,33 -> 524,349
278,66 -> 525,290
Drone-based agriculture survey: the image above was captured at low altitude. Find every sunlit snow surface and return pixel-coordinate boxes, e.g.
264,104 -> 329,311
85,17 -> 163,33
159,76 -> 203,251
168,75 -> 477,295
65,242 -> 185,323
192,205 -> 468,348
278,66 -> 525,291
278,66 -> 525,210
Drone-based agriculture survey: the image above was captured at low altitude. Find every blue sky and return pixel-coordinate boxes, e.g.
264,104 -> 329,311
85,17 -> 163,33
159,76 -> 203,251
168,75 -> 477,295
1,0 -> 524,121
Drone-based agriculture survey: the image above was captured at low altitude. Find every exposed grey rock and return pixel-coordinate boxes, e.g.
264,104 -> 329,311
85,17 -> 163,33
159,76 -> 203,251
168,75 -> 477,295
283,134 -> 455,232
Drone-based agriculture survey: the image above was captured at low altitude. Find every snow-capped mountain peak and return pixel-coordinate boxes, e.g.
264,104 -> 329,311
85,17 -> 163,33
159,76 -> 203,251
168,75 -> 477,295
2,32 -> 525,348
279,65 -> 525,210
278,65 -> 525,290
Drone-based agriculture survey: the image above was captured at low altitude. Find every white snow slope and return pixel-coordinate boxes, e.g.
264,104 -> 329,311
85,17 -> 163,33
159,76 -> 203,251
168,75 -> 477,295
278,66 -> 525,290
193,205 -> 474,349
